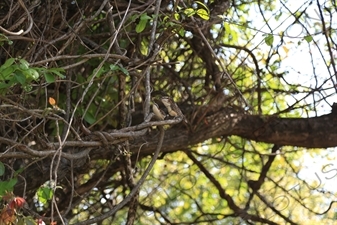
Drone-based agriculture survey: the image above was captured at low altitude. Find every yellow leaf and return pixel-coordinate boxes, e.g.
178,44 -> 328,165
184,8 -> 195,17
49,97 -> 56,106
197,9 -> 209,20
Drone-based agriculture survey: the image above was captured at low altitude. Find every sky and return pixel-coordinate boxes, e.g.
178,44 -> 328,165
267,1 -> 335,115
247,0 -> 337,194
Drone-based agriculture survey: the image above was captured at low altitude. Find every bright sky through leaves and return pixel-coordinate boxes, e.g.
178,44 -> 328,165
230,0 -> 336,116
245,0 -> 337,194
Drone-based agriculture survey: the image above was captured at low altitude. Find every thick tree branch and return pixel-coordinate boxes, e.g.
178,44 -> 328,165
132,106 -> 337,155
231,111 -> 337,148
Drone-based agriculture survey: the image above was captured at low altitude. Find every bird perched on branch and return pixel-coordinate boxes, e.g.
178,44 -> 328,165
160,95 -> 188,123
152,101 -> 167,120
151,91 -> 188,123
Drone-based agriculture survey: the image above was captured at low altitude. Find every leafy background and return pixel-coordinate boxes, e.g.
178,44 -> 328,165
0,0 -> 337,224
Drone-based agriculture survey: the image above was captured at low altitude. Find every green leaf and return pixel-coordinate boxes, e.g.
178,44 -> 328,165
109,65 -> 119,71
48,68 -> 65,78
184,8 -> 195,17
84,111 -> 96,124
304,35 -> 313,43
178,28 -> 185,37
118,65 -> 129,75
195,1 -> 210,13
0,178 -> 18,196
91,67 -> 106,78
19,59 -> 30,70
48,68 -> 65,81
0,82 -> 11,90
44,73 -> 55,83
8,178 -> 18,187
28,69 -> 39,80
265,34 -> 274,46
136,19 -> 147,33
275,11 -> 283,21
1,58 -> 15,69
163,16 -> 170,22
14,72 -> 26,84
0,34 -> 13,46
140,13 -> 151,21
196,9 -> 209,20
37,186 -> 53,204
136,13 -> 151,33
130,14 -> 139,22
174,13 -> 180,21
120,67 -> 129,75
110,64 -> 129,75
0,162 -> 5,176
14,167 -> 24,176
0,66 -> 15,80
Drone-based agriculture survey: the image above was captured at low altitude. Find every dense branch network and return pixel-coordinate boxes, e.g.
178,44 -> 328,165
0,0 -> 336,224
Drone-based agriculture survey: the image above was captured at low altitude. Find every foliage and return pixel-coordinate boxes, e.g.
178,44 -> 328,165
0,0 -> 336,224
0,58 -> 65,94
0,163 -> 17,199
0,163 -> 40,224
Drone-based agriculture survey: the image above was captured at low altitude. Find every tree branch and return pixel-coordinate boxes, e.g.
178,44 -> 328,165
131,106 -> 337,156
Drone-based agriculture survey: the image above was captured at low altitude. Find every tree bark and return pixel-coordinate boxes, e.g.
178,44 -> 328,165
6,105 -> 337,202
131,106 -> 337,156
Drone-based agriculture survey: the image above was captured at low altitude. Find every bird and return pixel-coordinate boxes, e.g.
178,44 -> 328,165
160,96 -> 179,117
160,95 -> 188,123
152,101 -> 167,120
